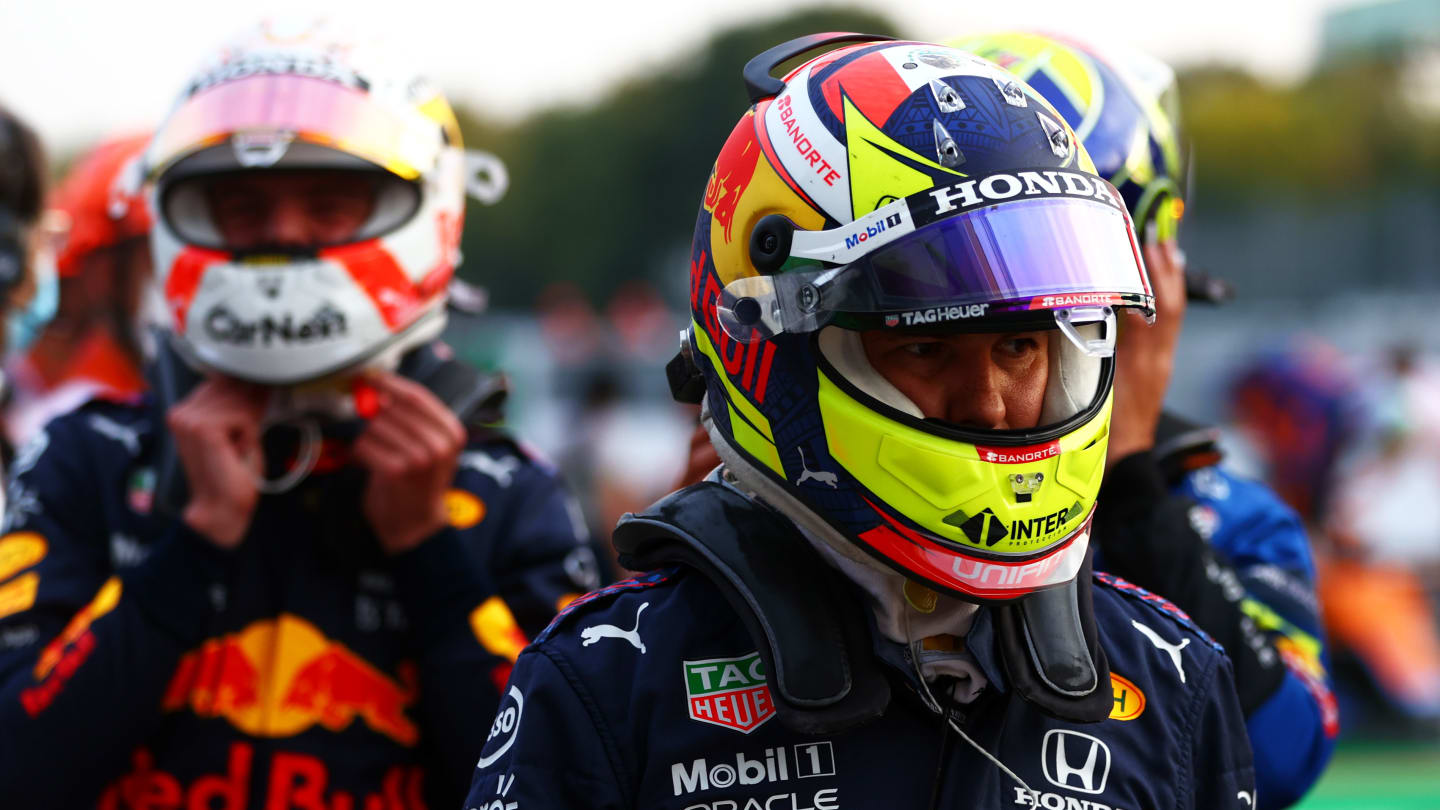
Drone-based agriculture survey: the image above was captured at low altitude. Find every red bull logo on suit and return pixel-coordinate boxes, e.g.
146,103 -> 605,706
162,614 -> 419,746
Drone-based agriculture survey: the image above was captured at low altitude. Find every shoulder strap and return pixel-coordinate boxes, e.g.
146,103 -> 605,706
613,482 -> 890,734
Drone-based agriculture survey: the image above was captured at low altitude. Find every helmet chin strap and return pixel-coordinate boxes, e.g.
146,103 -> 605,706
254,416 -> 322,494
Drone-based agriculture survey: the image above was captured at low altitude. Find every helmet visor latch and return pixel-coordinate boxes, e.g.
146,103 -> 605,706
1053,306 -> 1115,358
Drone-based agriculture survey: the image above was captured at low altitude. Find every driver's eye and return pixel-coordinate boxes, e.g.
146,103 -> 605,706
998,337 -> 1040,357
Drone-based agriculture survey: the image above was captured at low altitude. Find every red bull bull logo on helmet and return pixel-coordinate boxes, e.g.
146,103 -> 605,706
162,614 -> 419,746
704,111 -> 763,245
684,652 -> 776,733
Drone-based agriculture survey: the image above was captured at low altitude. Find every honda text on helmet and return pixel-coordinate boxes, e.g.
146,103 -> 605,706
685,37 -> 1153,602
145,20 -> 466,385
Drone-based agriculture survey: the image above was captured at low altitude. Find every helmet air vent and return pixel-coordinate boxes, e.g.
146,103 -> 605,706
932,120 -> 965,169
993,78 -> 1029,108
929,79 -> 965,113
1037,113 -> 1072,159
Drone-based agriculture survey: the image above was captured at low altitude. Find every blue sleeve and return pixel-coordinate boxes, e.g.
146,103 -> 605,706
1179,466 -> 1338,809
0,414 -> 236,806
465,645 -> 627,809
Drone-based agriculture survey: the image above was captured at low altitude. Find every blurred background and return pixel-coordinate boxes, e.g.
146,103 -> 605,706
4,0 -> 1440,804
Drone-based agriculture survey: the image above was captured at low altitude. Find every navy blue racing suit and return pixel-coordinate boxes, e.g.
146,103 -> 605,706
466,535 -> 1255,808
0,395 -> 597,809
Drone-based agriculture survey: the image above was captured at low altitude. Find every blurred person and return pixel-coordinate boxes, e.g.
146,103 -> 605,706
0,104 -> 59,469
546,282 -> 690,581
468,36 -> 1253,808
1332,343 -> 1440,570
1317,343 -> 1440,726
1230,340 -> 1361,525
0,21 -> 595,808
955,33 -> 1340,807
5,134 -> 153,446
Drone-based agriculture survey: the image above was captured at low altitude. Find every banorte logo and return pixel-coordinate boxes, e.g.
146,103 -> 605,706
704,111 -> 763,245
162,614 -> 418,746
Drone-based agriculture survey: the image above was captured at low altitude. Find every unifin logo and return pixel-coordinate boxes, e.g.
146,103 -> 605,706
952,552 -> 1063,586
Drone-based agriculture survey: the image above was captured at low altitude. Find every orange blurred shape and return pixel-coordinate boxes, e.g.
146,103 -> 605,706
34,577 -> 121,680
48,134 -> 152,278
1318,556 -> 1440,713
470,596 -> 527,663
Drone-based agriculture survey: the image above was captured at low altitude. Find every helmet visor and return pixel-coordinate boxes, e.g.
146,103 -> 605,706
718,195 -> 1150,342
160,168 -> 420,251
149,74 -> 441,181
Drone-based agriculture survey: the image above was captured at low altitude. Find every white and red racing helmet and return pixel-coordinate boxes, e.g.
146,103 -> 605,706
145,20 -> 466,385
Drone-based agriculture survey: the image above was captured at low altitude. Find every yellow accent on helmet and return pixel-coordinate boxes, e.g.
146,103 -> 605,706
842,95 -> 965,220
950,32 -> 1104,139
693,322 -> 784,476
818,367 -> 1111,556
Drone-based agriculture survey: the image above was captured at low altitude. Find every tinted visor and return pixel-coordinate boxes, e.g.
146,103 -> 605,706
718,196 -> 1150,342
148,74 -> 441,181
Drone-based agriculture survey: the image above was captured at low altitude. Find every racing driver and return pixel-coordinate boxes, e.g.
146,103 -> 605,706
0,21 -> 595,809
467,35 -> 1254,809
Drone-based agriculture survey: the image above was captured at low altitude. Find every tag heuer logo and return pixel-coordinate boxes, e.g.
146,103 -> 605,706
683,652 -> 776,734
945,507 -> 1009,547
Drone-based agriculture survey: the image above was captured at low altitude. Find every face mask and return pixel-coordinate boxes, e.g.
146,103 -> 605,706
5,241 -> 57,355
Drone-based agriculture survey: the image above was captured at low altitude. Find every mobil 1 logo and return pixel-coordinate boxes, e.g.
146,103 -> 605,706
672,741 -> 837,796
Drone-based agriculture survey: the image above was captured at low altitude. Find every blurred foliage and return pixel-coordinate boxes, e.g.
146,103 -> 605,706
1179,58 -> 1440,200
453,7 -> 898,308
452,9 -> 1438,308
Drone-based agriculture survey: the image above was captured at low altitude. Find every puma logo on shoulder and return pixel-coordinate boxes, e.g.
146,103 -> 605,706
88,414 -> 142,456
1131,619 -> 1190,683
796,448 -> 838,489
461,450 -> 521,488
581,602 -> 649,653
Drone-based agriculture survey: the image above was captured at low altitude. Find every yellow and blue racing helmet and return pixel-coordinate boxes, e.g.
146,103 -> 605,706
956,31 -> 1187,243
682,34 -> 1153,602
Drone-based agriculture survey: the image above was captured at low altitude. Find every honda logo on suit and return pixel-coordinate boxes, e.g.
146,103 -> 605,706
1042,730 -> 1111,794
